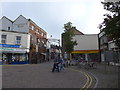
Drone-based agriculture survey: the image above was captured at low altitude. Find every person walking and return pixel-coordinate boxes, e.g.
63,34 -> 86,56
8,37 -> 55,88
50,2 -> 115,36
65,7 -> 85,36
59,57 -> 64,71
52,57 -> 60,72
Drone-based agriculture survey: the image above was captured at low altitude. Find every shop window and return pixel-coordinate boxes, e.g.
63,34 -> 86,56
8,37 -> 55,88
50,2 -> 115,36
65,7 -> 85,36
11,54 -> 28,62
16,36 -> 21,44
1,35 -> 7,44
2,54 -> 7,64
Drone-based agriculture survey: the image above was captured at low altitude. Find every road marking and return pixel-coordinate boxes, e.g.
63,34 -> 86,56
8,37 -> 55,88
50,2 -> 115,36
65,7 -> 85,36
68,68 -> 93,89
82,72 -> 89,88
86,72 -> 92,88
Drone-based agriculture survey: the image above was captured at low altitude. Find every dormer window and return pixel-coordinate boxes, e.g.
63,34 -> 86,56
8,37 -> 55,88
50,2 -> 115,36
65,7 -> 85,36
8,27 -> 10,30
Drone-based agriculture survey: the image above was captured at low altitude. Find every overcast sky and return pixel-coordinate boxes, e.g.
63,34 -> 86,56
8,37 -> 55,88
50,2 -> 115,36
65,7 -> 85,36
0,0 -> 107,39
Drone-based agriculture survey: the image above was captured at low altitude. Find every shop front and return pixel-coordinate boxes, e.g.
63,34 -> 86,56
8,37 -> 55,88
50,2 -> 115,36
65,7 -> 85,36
0,44 -> 29,64
71,50 -> 99,61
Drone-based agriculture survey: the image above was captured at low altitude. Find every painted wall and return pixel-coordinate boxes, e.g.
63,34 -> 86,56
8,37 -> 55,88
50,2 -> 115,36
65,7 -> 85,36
0,30 -> 30,51
0,17 -> 13,31
72,34 -> 99,50
13,15 -> 29,33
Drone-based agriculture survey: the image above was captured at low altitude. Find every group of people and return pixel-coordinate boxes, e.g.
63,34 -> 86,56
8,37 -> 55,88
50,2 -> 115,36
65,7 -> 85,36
52,56 -> 64,72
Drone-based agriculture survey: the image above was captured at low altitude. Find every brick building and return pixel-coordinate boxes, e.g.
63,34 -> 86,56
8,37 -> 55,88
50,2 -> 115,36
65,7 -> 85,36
28,19 -> 47,63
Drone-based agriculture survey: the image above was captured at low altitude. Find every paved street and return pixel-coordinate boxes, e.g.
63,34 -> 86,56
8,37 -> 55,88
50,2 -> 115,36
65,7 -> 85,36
71,63 -> 119,88
2,61 -> 96,89
2,61 -> 119,89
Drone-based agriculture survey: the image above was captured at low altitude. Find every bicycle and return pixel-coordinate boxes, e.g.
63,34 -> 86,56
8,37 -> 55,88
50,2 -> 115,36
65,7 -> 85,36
84,61 -> 97,70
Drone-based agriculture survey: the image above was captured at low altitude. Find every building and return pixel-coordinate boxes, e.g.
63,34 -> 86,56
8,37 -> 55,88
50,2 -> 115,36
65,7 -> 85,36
46,37 -> 60,60
0,15 -> 47,64
98,30 -> 119,64
72,34 -> 99,61
28,19 -> 47,63
0,30 -> 30,64
61,28 -> 84,59
62,27 -> 99,61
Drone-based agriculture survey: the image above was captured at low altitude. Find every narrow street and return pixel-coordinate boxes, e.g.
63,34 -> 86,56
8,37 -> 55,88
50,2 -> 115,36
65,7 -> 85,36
2,61 -> 96,88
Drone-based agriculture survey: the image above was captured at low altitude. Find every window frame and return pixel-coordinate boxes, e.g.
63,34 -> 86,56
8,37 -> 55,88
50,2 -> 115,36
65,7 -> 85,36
1,35 -> 7,44
16,36 -> 21,45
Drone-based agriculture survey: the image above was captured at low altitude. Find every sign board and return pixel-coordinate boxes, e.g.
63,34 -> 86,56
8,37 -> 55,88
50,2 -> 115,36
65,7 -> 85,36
0,47 -> 29,53
0,44 -> 20,48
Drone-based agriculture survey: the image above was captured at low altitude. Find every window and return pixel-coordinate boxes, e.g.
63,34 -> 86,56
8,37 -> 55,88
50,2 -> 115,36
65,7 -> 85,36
44,35 -> 46,38
1,35 -> 7,44
8,27 -> 10,30
16,36 -> 21,44
36,29 -> 39,34
32,26 -> 34,30
41,33 -> 43,36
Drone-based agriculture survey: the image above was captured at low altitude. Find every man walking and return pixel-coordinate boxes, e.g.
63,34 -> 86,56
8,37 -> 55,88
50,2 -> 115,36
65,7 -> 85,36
52,57 -> 60,72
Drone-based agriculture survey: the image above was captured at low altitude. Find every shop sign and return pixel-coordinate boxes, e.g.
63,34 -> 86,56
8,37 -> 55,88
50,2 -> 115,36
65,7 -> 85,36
0,44 -> 20,48
0,47 -> 27,52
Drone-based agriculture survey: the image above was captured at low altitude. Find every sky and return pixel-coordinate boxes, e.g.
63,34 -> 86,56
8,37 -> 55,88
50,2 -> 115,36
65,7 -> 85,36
0,0 -> 107,39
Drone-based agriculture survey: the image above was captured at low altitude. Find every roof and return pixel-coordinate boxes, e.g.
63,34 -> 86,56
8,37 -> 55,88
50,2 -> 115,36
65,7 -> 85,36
28,19 -> 47,33
73,28 -> 84,35
13,15 -> 28,23
1,16 -> 13,23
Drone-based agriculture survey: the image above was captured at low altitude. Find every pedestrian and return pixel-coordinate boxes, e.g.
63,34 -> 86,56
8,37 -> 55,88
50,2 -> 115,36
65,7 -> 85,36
59,57 -> 64,71
52,57 -> 60,72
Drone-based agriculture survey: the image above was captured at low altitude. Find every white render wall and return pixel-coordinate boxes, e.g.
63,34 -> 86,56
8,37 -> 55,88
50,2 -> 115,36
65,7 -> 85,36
72,34 -> 99,50
0,30 -> 30,49
0,17 -> 13,31
13,15 -> 29,33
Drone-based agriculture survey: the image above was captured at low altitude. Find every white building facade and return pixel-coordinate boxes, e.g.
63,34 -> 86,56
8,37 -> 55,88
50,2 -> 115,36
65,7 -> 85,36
72,34 -> 99,61
0,30 -> 30,64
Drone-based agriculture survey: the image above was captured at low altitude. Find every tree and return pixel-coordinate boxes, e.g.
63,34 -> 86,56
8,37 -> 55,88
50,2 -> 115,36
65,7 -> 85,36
62,22 -> 77,59
99,1 -> 120,49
